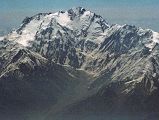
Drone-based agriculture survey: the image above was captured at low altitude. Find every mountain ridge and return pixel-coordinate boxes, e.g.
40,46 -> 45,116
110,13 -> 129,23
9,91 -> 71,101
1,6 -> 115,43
0,7 -> 159,120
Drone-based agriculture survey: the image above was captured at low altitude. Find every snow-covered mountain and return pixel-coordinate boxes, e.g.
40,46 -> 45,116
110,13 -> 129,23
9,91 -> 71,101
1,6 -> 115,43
6,7 -> 159,71
6,7 -> 109,68
1,7 -> 159,120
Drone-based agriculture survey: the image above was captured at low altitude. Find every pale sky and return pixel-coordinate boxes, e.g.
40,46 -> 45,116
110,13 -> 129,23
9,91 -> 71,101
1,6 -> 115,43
0,0 -> 159,35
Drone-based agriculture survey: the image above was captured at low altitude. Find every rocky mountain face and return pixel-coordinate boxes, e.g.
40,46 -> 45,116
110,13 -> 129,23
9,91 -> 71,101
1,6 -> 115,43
0,7 -> 159,120
6,7 -> 109,68
0,40 -> 79,119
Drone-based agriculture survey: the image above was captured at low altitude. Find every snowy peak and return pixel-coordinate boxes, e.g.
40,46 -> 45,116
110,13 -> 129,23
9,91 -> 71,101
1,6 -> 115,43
6,7 -> 109,47
98,24 -> 159,54
5,7 -> 159,70
67,7 -> 86,16
5,7 -> 110,69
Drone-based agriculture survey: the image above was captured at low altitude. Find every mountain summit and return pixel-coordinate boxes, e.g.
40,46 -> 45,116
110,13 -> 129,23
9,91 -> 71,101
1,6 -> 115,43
0,7 -> 159,120
6,7 -> 110,68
